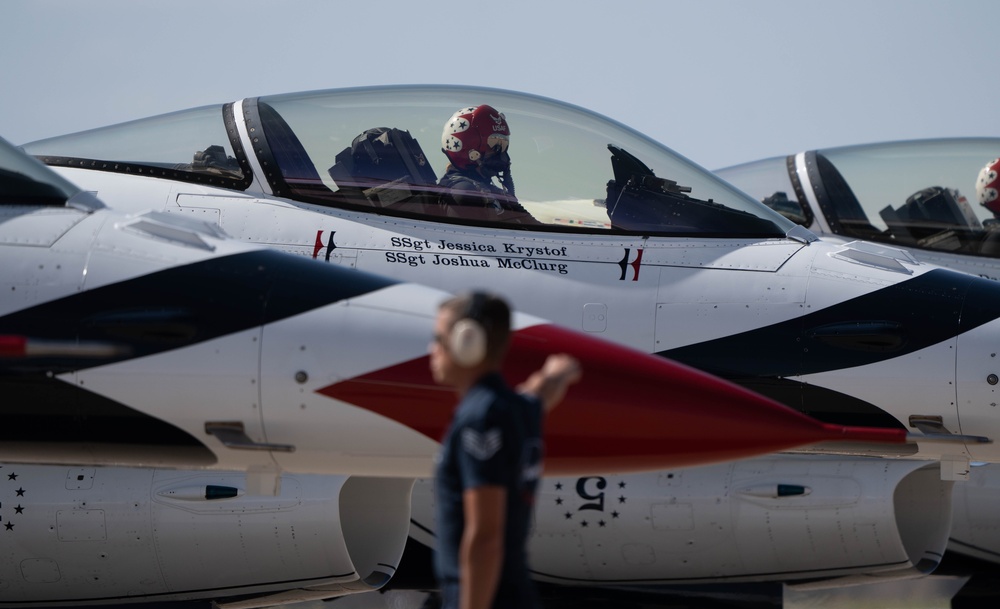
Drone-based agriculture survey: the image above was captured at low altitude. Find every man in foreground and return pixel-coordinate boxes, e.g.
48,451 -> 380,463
429,292 -> 581,609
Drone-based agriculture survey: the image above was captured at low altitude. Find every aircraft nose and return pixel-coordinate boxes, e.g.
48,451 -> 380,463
515,325 -> 906,473
321,321 -> 906,476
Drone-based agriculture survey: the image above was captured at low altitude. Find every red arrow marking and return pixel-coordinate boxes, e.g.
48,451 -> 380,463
630,248 -> 643,281
312,230 -> 324,259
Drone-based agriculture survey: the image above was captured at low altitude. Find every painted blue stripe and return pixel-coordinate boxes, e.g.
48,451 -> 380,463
0,249 -> 396,374
660,268 -> 992,378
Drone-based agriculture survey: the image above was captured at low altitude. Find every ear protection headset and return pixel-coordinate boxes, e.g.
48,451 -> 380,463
449,293 -> 490,368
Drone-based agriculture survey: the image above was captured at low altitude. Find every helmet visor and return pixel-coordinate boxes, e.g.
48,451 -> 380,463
486,133 -> 509,154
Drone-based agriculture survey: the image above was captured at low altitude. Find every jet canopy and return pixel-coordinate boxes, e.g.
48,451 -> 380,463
719,138 -> 1000,257
0,136 -> 88,207
26,85 -> 794,238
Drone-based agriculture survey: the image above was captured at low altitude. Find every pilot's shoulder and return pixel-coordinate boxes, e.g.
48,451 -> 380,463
439,172 -> 482,192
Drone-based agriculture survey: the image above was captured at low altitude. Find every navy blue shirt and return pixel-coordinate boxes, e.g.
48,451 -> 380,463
434,372 -> 543,609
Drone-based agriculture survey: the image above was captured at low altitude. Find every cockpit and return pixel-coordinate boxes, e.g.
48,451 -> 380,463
25,85 -> 795,238
718,139 -> 1000,257
0,136 -> 83,207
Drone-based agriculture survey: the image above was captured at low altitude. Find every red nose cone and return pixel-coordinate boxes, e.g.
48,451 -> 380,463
319,324 -> 905,475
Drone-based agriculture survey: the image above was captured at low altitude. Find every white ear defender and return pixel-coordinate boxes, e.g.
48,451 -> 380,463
449,317 -> 487,367
448,292 -> 490,367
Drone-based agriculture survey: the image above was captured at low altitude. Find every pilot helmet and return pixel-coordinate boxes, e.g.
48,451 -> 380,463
441,105 -> 510,170
977,158 -> 1000,215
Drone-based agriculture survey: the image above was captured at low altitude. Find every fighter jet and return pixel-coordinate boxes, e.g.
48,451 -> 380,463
3,132 -> 867,478
716,138 -> 1000,280
715,140 -> 1000,585
5,135 -> 908,607
23,86 -> 1000,473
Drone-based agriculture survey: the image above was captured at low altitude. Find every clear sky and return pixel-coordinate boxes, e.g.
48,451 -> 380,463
1,0 -> 994,170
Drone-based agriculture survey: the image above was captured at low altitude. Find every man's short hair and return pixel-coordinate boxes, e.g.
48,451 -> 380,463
440,291 -> 512,364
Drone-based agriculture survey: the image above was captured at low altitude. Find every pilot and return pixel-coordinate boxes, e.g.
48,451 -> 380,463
975,158 -> 1000,255
438,105 -> 538,224
978,157 -> 1000,218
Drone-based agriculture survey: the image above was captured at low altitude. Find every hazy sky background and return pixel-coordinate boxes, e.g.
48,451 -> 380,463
1,0 -> 994,170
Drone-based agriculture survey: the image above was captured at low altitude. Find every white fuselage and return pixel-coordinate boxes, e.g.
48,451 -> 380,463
56,166 -> 1000,467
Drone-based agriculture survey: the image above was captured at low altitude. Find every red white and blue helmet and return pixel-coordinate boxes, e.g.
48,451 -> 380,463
441,105 -> 510,169
978,158 -> 1000,215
